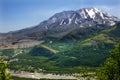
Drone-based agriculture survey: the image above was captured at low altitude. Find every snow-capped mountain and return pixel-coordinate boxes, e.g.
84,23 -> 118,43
0,7 -> 119,46
48,7 -> 117,27
25,7 -> 118,37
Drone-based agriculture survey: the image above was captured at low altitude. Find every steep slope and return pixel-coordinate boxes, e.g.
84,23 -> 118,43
42,22 -> 120,67
0,7 -> 119,50
0,23 -> 120,73
9,8 -> 119,38
1,22 -> 119,73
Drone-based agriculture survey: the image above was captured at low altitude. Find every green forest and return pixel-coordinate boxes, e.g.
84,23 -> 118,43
0,43 -> 120,80
0,23 -> 120,80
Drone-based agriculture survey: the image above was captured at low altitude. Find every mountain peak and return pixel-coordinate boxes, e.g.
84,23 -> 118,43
47,7 -> 118,27
77,7 -> 105,19
79,7 -> 100,11
0,7 -> 119,42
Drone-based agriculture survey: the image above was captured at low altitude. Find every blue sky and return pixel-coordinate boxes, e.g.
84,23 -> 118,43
0,0 -> 120,32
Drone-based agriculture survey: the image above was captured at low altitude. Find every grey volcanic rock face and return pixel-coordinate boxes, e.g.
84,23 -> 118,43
0,7 -> 119,49
48,8 -> 117,27
31,7 -> 118,38
6,8 -> 119,37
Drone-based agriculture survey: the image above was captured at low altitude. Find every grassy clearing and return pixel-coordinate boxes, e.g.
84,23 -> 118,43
40,45 -> 59,54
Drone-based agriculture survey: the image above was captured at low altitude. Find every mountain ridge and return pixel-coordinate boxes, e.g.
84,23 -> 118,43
0,7 -> 120,49
0,7 -> 120,73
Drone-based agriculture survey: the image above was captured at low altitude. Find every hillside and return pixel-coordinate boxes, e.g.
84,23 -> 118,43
0,22 -> 119,74
0,7 -> 120,74
0,8 -> 119,50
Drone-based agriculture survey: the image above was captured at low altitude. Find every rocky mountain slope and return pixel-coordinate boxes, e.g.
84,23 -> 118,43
0,7 -> 120,73
0,7 -> 119,49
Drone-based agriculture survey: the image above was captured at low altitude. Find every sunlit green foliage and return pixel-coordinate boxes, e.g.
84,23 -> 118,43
0,23 -> 120,75
97,43 -> 120,80
0,58 -> 11,80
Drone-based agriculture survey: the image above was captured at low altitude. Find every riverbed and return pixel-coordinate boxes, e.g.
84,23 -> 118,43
10,71 -> 77,80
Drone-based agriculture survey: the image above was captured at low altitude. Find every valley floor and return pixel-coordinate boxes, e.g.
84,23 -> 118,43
10,71 -> 77,80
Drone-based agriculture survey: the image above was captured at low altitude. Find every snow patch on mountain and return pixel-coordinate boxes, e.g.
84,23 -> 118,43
60,19 -> 64,25
47,7 -> 119,29
85,8 -> 96,19
68,18 -> 72,24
